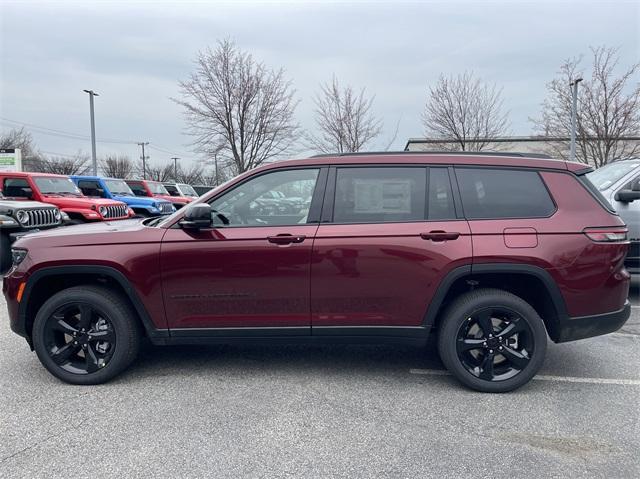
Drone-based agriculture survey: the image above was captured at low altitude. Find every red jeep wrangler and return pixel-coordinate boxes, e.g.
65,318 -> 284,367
125,179 -> 192,210
0,172 -> 133,223
3,153 -> 631,392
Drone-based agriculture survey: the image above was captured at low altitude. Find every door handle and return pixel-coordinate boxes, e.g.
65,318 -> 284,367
267,234 -> 306,245
420,231 -> 460,242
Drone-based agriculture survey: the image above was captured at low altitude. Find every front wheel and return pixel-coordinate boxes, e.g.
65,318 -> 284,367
437,288 -> 547,393
32,286 -> 141,384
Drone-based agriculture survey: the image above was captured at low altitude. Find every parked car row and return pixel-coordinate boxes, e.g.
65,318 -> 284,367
0,171 -> 202,272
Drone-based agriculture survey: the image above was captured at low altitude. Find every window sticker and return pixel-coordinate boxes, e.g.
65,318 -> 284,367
353,179 -> 411,213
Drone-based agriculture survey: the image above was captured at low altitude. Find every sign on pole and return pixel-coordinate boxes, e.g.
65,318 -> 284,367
0,148 -> 22,172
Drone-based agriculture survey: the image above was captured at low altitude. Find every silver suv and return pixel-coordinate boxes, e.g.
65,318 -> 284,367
588,159 -> 640,274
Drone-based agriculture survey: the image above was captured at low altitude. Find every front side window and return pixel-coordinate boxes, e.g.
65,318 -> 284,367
456,168 -> 555,219
77,180 -> 104,197
209,168 -> 319,226
333,167 -> 426,223
3,178 -> 31,198
128,183 -> 148,196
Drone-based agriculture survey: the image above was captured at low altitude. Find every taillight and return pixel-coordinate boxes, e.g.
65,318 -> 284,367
583,227 -> 628,243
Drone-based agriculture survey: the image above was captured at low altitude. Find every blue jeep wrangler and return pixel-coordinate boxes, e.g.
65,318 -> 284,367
70,176 -> 175,217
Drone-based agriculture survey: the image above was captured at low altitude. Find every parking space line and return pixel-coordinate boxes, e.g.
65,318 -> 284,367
409,368 -> 640,386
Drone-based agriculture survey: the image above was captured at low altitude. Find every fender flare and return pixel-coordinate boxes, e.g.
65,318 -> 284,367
19,265 -> 168,340
422,263 -> 569,328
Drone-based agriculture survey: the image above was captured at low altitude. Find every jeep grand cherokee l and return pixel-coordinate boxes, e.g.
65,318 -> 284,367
3,152 -> 631,392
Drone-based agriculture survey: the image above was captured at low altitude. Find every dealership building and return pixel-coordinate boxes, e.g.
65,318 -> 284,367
404,136 -> 640,164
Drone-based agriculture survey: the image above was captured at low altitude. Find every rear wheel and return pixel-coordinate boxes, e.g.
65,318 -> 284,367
437,288 -> 547,393
32,286 -> 141,384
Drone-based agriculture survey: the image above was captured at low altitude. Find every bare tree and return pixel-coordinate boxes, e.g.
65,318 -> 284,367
422,72 -> 510,151
532,46 -> 640,167
35,153 -> 91,175
174,39 -> 299,175
175,164 -> 205,184
307,77 -> 383,153
140,161 -> 175,182
0,127 -> 43,169
100,155 -> 135,178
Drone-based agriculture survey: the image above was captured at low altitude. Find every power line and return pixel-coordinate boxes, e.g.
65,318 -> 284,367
0,117 -> 136,144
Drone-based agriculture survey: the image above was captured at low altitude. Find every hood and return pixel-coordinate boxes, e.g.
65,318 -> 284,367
154,194 -> 191,204
112,195 -> 169,207
0,200 -> 58,211
41,196 -> 125,209
14,218 -> 164,249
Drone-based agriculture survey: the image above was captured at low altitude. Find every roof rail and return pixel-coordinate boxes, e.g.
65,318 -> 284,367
309,151 -> 554,159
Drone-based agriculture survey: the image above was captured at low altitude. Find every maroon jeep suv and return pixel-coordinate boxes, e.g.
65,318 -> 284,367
3,152 -> 631,392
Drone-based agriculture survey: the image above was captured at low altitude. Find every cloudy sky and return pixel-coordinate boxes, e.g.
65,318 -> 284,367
1,0 -> 638,167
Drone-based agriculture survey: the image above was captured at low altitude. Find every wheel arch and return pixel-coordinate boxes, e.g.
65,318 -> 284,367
424,263 -> 569,342
19,265 -> 167,345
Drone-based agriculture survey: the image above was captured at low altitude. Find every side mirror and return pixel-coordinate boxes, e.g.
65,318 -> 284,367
180,203 -> 212,229
614,189 -> 640,203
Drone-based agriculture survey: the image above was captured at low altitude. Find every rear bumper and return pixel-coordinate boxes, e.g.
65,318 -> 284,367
555,300 -> 631,343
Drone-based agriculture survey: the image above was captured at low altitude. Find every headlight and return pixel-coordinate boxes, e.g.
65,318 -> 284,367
16,210 -> 29,225
11,248 -> 27,266
98,206 -> 107,217
53,209 -> 62,221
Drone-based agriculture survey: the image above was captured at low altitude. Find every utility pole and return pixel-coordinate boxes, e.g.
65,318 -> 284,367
569,78 -> 583,163
83,89 -> 99,175
171,157 -> 180,180
137,142 -> 149,179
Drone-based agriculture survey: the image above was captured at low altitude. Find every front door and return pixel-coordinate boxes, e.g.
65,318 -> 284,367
161,167 -> 325,335
311,166 -> 472,333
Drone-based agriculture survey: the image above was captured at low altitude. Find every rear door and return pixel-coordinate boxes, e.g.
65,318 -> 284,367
310,165 -> 472,335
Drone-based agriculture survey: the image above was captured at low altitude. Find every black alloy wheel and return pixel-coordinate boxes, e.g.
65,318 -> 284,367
32,286 -> 140,384
456,307 -> 534,382
438,289 -> 547,393
42,303 -> 116,375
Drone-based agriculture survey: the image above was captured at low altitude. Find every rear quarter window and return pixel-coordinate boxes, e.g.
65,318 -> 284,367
456,168 -> 556,219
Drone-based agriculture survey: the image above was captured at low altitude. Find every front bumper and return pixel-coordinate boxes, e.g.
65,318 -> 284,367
555,300 -> 631,343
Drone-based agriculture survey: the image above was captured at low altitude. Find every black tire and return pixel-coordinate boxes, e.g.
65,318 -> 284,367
0,231 -> 12,273
32,286 -> 141,385
437,288 -> 547,393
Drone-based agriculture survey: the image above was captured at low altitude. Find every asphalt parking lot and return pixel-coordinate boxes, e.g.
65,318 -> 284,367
0,279 -> 638,478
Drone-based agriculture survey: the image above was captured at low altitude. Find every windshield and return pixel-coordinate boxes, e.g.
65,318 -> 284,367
178,183 -> 198,196
587,161 -> 640,191
148,182 -> 169,195
34,177 -> 82,195
104,179 -> 134,196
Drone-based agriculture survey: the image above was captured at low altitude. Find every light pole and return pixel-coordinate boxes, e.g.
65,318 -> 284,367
569,78 -> 583,162
83,89 -> 99,175
171,157 -> 180,180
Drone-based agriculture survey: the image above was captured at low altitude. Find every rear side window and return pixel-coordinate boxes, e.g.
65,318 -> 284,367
428,168 -> 456,220
456,168 -> 555,219
334,167 -> 426,223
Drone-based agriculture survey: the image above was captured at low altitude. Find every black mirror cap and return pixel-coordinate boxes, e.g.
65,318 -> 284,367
180,203 -> 212,229
614,189 -> 640,203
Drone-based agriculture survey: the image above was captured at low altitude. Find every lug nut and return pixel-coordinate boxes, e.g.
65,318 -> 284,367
483,342 -> 487,347
489,334 -> 493,338
499,346 -> 503,351
489,349 -> 494,354
73,341 -> 78,345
